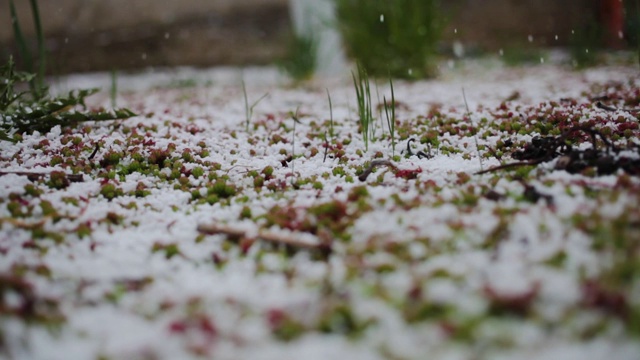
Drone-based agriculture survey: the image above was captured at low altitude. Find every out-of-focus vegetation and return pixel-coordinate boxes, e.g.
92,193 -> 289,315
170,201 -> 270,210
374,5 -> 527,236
334,0 -> 444,79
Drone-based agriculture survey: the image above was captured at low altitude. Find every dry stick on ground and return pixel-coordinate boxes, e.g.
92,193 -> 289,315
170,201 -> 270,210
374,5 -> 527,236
596,101 -> 640,113
358,159 -> 398,181
87,143 -> 100,160
0,171 -> 84,182
197,223 -> 331,254
475,160 -> 544,175
475,124 -> 614,175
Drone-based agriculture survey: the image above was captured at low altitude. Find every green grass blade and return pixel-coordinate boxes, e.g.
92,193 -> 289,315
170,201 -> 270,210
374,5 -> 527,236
326,88 -> 334,138
9,0 -> 35,94
110,69 -> 118,108
29,0 -> 46,99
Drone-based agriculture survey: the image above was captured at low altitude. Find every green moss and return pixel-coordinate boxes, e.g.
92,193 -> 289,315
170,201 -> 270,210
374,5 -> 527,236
206,194 -> 219,205
208,180 -> 237,199
100,151 -> 121,167
100,183 -> 123,200
316,304 -> 371,338
239,206 -> 252,220
24,184 -> 42,197
191,166 -> 205,179
75,222 -> 92,238
46,171 -> 70,189
39,200 -> 59,219
152,242 -> 181,259
272,314 -> 306,341
254,176 -> 265,188
7,201 -> 29,218
49,156 -> 64,166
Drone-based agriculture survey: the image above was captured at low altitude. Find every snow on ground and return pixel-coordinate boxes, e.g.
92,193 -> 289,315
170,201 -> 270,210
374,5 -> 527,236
1,61 -> 640,360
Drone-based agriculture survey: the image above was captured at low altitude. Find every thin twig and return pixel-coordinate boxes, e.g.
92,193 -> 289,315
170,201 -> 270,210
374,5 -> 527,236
403,138 -> 431,159
474,160 -> 542,175
596,101 -> 640,113
0,171 -> 84,182
88,143 -> 100,160
358,159 -> 398,182
290,107 -> 298,185
405,138 -> 416,157
322,131 -> 329,163
196,223 -> 331,254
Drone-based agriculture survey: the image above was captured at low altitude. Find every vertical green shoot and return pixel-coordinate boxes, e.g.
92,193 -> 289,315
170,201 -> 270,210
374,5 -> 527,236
637,0 -> 640,67
326,88 -> 334,138
462,87 -> 483,173
9,0 -> 34,95
323,89 -> 334,163
384,77 -> 396,157
290,107 -> 300,185
241,79 -> 268,132
242,79 -> 249,131
9,0 -> 47,100
29,0 -> 45,99
110,69 -> 118,108
352,62 -> 373,151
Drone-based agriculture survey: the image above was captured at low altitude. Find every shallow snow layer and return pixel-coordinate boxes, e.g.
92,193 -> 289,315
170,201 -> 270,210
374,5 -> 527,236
1,62 -> 640,360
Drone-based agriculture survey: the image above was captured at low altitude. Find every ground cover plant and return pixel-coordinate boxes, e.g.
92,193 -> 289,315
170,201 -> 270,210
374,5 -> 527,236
1,61 -> 640,359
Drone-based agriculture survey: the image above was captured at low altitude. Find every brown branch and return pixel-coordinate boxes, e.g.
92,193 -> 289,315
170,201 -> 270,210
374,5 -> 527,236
196,223 -> 331,255
475,160 -> 542,175
358,159 -> 398,182
0,171 -> 84,182
596,101 -> 640,113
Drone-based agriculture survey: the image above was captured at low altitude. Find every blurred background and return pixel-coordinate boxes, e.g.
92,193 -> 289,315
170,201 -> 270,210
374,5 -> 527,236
0,0 -> 636,76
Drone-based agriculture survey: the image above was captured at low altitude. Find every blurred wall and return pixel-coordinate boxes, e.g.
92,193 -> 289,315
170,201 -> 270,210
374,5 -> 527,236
0,0 -> 291,73
0,0 -> 613,74
442,0 -> 599,50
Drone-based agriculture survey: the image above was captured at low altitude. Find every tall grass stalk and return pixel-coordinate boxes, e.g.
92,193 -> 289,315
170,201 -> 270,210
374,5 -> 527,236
384,78 -> 396,157
352,63 -> 373,151
326,88 -> 334,138
9,0 -> 47,99
29,0 -> 45,98
462,87 -> 483,173
322,89 -> 334,163
110,69 -> 118,108
1,57 -> 136,141
9,0 -> 45,99
242,79 -> 268,132
290,107 -> 299,185
637,0 -> 640,67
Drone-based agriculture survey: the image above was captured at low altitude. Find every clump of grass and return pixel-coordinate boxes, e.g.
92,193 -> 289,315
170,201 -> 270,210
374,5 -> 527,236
279,33 -> 318,82
335,0 -> 443,79
569,17 -> 603,69
2,0 -> 135,141
0,58 -> 136,141
352,63 -> 374,151
9,0 -> 46,99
